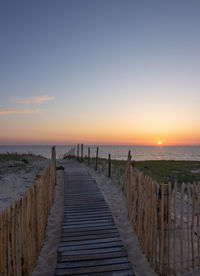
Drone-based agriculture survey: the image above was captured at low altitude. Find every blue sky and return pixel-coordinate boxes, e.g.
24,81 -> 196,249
0,0 -> 200,145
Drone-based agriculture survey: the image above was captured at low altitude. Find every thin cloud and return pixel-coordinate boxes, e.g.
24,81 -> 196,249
16,95 -> 55,104
0,108 -> 40,115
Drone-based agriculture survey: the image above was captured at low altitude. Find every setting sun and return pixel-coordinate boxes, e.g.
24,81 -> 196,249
158,141 -> 162,145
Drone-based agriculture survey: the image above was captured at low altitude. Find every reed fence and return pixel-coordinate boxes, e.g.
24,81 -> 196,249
0,146 -> 56,276
123,151 -> 200,275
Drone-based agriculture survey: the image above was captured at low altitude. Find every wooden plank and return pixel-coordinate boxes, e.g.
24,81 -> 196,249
59,237 -> 121,247
58,247 -> 126,256
64,210 -> 111,216
60,232 -> 120,242
62,223 -> 115,230
64,206 -> 109,210
55,263 -> 132,275
57,256 -> 130,269
62,225 -> 117,233
64,214 -> 112,220
58,241 -> 123,251
58,250 -> 127,262
62,219 -> 114,226
57,251 -> 128,262
61,227 -> 119,238
73,271 -> 134,276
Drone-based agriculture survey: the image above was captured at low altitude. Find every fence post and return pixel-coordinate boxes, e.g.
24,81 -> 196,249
191,183 -> 196,268
95,147 -> 99,171
81,144 -> 83,161
108,154 -> 111,177
88,147 -> 90,165
77,144 -> 79,160
51,146 -> 56,185
158,184 -> 170,276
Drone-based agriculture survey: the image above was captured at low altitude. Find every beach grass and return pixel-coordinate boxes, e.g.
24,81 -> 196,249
0,153 -> 47,176
81,157 -> 200,185
134,160 -> 200,184
0,153 -> 44,162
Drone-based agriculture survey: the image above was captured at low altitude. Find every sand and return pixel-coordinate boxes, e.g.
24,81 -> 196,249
0,155 -> 49,212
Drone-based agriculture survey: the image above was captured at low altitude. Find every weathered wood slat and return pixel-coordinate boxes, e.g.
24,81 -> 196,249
61,225 -> 117,233
64,214 -> 112,220
62,219 -> 114,226
73,271 -> 134,276
62,218 -> 113,226
58,250 -> 128,262
58,247 -> 126,257
56,257 -> 130,268
58,241 -> 123,251
60,232 -> 120,242
59,237 -> 121,247
55,263 -> 133,275
61,228 -> 119,239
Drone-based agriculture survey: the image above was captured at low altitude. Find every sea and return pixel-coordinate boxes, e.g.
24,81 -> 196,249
0,145 -> 200,161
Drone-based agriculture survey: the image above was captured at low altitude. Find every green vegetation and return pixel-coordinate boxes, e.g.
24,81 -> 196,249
134,160 -> 200,184
0,153 -> 47,176
83,158 -> 200,185
63,154 -> 200,184
0,153 -> 43,162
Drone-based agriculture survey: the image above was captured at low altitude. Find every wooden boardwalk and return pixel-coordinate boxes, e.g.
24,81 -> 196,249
55,161 -> 134,275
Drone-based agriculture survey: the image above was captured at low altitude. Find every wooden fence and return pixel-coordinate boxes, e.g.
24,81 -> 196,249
0,146 -> 56,275
123,151 -> 200,275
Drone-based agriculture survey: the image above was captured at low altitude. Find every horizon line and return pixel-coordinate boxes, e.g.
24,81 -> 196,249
0,143 -> 200,147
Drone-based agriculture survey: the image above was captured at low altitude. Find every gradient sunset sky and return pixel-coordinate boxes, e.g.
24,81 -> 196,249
0,0 -> 200,145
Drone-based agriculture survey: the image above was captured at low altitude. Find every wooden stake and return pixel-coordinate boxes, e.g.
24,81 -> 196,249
191,183 -> 195,268
81,144 -> 83,161
88,147 -> 90,165
187,183 -> 191,269
180,183 -> 185,272
77,144 -> 79,160
173,182 -> 177,275
95,147 -> 99,171
160,184 -> 165,275
153,182 -> 158,270
108,154 -> 111,177
167,183 -> 171,274
198,182 -> 200,266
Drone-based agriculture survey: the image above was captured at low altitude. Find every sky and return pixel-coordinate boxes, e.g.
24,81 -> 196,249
0,0 -> 200,145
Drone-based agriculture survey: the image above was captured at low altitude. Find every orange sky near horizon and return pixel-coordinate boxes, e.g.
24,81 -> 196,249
0,111 -> 199,145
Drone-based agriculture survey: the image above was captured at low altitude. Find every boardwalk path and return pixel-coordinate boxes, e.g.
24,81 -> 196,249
55,160 -> 134,275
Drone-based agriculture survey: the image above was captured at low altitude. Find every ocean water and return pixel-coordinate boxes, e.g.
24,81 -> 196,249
0,145 -> 200,161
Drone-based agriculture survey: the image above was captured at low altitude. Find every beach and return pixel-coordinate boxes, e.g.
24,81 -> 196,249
1,155 -> 200,275
31,158 -> 158,275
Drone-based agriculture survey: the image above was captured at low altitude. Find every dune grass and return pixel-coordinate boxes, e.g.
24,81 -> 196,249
0,153 -> 47,176
134,160 -> 200,184
80,157 -> 200,185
